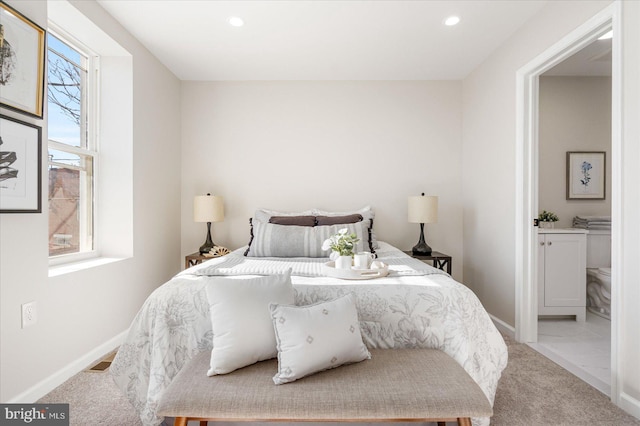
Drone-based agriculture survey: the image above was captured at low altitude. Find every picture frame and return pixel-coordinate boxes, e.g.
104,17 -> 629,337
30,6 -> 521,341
0,1 -> 46,118
566,151 -> 606,200
0,114 -> 42,213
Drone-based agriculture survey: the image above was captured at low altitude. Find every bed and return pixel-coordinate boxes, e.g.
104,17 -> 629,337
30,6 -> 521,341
110,209 -> 508,426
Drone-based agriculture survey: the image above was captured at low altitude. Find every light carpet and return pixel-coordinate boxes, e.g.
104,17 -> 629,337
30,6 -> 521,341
37,335 -> 639,425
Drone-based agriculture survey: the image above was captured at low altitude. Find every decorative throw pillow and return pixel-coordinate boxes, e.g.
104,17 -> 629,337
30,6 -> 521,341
270,293 -> 371,385
315,213 -> 363,226
269,215 -> 317,226
253,208 -> 315,224
313,206 -> 379,249
246,221 -> 370,257
205,271 -> 294,376
246,209 -> 316,255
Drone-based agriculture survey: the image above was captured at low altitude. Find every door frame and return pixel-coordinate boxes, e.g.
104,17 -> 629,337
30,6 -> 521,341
515,1 -> 621,402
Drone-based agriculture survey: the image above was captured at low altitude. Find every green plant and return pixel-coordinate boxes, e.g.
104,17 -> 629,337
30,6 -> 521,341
322,228 -> 359,256
538,210 -> 559,222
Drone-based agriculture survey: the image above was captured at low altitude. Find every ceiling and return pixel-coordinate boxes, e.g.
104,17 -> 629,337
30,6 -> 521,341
543,37 -> 612,77
96,0 -> 550,81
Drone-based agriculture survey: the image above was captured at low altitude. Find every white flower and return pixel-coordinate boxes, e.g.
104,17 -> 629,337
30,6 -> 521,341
322,229 -> 359,256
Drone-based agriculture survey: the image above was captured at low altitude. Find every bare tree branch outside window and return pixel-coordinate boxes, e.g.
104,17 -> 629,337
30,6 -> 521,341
48,55 -> 81,126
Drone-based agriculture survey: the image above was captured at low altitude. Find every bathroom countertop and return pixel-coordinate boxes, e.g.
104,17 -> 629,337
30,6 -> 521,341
537,227 -> 589,234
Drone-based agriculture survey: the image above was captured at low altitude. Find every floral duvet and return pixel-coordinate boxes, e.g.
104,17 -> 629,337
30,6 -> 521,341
110,242 -> 508,426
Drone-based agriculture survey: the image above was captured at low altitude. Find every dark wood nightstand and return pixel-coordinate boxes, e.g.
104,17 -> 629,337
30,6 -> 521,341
404,251 -> 452,274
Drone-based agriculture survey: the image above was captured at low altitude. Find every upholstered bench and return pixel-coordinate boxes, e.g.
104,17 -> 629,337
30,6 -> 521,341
157,349 -> 492,426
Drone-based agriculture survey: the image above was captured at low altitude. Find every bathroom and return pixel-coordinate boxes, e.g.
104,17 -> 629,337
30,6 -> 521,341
534,34 -> 613,395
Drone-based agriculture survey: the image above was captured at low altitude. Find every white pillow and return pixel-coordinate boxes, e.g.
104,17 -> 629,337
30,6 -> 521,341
205,271 -> 294,376
270,293 -> 371,385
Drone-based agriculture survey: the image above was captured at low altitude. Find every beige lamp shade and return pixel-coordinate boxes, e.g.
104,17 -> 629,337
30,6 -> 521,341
408,195 -> 438,224
194,194 -> 224,223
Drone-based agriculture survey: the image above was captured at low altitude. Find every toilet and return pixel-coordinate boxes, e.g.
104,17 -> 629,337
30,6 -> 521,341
587,267 -> 611,319
586,230 -> 611,319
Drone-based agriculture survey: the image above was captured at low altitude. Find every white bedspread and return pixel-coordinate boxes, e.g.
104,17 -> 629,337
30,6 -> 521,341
110,242 -> 508,426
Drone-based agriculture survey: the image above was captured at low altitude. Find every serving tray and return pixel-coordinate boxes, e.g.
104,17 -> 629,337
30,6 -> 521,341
322,261 -> 389,280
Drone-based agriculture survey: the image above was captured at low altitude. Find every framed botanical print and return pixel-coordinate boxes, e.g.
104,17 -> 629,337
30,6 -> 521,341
566,151 -> 606,200
0,114 -> 42,213
0,1 -> 46,118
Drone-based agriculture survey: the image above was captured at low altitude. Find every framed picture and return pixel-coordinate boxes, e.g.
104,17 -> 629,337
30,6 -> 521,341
0,1 -> 46,118
0,114 -> 42,213
566,151 -> 606,200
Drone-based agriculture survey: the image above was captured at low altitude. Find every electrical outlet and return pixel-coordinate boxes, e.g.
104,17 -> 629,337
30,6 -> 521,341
21,301 -> 37,328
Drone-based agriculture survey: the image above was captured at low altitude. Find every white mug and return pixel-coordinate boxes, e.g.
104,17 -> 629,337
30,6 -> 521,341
353,252 -> 375,269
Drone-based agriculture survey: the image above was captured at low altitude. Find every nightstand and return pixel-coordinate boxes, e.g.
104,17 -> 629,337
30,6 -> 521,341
404,251 -> 452,274
185,252 -> 208,269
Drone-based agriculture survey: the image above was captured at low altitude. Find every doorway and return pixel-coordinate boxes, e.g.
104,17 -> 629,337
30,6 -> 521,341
532,36 -> 613,395
515,2 -> 621,402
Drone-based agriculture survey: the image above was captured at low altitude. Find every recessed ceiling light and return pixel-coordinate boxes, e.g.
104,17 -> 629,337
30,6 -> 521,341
228,16 -> 244,27
444,16 -> 460,26
598,30 -> 613,40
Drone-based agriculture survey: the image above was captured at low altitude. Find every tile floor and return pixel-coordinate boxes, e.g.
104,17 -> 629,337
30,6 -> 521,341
529,311 -> 611,396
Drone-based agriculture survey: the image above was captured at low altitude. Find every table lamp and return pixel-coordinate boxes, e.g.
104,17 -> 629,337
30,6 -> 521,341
194,193 -> 224,254
408,193 -> 438,256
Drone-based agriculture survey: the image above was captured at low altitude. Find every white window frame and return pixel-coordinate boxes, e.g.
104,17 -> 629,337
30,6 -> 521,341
47,25 -> 101,265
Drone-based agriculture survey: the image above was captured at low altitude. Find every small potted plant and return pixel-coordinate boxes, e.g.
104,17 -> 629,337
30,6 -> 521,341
322,228 -> 359,269
538,210 -> 559,229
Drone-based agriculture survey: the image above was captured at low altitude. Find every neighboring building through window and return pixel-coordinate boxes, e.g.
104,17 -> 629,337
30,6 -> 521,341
47,32 -> 96,258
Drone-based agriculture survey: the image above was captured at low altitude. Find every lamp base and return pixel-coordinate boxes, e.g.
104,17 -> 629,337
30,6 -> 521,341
199,243 -> 215,255
199,222 -> 216,254
412,242 -> 432,256
412,223 -> 432,256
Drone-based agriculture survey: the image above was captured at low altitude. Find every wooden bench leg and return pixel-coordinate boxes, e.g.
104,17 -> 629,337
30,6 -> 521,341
172,419 -> 207,426
457,418 -> 472,426
438,422 -> 447,426
173,417 -> 187,426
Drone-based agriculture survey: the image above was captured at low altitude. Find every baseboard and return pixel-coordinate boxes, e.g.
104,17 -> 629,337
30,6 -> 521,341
620,392 -> 640,420
489,314 -> 515,339
6,329 -> 128,403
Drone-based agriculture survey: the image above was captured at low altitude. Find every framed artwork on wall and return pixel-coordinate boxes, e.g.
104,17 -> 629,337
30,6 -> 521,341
0,114 -> 42,213
0,1 -> 46,118
566,151 -> 606,200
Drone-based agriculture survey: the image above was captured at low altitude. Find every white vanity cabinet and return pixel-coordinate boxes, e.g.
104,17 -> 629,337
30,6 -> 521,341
538,229 -> 587,321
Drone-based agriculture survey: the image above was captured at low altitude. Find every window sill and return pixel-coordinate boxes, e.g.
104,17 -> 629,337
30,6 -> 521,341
48,256 -> 127,277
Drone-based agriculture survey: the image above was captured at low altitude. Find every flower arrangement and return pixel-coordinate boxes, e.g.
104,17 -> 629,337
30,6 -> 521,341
538,210 -> 559,222
322,228 -> 359,256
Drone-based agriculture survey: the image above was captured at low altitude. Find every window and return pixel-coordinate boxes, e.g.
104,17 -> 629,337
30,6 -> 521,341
45,1 -> 133,274
47,32 -> 97,258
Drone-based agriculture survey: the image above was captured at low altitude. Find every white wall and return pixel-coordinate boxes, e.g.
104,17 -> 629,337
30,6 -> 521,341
462,0 -> 640,416
539,76 -> 611,228
0,0 -> 182,402
181,81 -> 464,279
461,0 -> 612,327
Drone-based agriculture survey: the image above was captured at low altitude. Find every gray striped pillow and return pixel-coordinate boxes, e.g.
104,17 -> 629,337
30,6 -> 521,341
246,221 -> 370,258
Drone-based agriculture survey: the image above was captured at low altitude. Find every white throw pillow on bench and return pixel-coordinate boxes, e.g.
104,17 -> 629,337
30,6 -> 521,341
205,270 -> 294,375
270,293 -> 371,384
